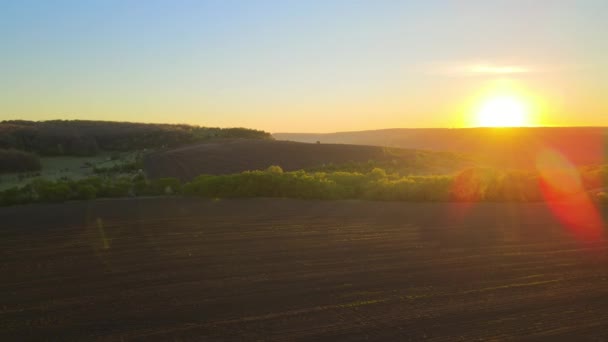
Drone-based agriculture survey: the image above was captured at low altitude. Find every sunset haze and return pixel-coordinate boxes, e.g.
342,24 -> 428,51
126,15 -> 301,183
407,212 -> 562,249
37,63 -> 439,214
2,0 -> 607,132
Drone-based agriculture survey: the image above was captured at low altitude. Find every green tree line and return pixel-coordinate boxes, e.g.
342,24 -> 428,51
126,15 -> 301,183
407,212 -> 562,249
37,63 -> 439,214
3,165 -> 608,207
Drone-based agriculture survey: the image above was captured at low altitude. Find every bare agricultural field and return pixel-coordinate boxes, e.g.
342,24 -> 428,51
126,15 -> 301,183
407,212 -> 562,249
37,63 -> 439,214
2,198 -> 608,340
143,139 -> 473,181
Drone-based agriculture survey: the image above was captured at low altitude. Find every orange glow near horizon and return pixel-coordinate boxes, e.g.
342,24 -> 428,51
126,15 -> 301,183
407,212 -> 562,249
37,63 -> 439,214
461,79 -> 548,129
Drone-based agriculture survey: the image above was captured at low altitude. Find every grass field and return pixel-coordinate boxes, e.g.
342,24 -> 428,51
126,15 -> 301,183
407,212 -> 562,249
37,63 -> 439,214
0,152 -> 139,191
2,198 -> 608,340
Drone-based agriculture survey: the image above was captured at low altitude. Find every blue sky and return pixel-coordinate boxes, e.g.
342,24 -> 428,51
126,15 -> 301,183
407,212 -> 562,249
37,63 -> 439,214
1,0 -> 607,132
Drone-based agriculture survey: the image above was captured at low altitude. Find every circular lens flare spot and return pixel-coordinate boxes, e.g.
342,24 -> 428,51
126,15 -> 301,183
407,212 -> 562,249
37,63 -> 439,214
536,148 -> 604,241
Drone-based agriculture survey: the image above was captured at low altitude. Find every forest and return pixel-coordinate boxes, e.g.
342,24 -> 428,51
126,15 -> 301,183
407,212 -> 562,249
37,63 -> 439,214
0,120 -> 272,173
0,120 -> 272,155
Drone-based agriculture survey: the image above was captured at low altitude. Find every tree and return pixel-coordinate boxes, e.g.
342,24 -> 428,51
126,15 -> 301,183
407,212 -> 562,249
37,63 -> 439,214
0,149 -> 41,173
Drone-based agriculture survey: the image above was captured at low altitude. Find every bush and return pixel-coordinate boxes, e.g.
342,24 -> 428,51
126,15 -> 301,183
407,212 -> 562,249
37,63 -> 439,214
0,187 -> 34,206
74,184 -> 97,200
29,179 -> 71,202
0,149 -> 41,173
450,168 -> 541,202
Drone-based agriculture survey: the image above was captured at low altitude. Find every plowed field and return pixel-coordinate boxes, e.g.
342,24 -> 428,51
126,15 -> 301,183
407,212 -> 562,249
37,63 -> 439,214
143,140 -> 471,180
2,198 -> 608,340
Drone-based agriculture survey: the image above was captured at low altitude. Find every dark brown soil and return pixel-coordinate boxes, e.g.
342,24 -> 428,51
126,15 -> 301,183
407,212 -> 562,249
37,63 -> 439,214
2,198 -> 608,340
143,139 -> 471,180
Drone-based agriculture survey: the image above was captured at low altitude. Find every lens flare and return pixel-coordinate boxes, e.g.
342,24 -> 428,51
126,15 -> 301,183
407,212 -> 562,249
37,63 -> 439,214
536,149 -> 604,241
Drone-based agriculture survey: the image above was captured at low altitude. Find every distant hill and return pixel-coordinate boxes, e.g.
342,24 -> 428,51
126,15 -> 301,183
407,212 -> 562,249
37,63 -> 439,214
144,139 -> 474,181
274,127 -> 608,168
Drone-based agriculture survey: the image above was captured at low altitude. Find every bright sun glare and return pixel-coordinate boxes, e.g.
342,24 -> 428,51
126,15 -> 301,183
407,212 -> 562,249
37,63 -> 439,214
476,96 -> 530,127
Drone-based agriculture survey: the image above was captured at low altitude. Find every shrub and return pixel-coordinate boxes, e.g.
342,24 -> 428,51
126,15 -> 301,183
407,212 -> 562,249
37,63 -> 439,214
266,165 -> 284,174
97,178 -> 133,197
0,149 -> 41,173
30,179 -> 71,202
74,184 -> 97,200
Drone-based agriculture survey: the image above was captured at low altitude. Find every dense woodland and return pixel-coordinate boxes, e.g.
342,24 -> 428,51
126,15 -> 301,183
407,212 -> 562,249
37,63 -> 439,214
0,120 -> 272,173
0,120 -> 272,156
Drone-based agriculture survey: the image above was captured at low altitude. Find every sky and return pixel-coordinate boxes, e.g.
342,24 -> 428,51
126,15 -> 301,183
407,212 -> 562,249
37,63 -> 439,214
1,0 -> 607,132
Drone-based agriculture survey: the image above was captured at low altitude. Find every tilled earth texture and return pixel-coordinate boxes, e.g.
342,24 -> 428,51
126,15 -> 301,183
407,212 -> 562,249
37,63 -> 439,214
2,198 -> 608,341
143,139 -> 471,180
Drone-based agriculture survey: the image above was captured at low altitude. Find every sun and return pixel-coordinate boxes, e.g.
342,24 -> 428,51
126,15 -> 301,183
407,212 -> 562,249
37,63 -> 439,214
476,95 -> 530,127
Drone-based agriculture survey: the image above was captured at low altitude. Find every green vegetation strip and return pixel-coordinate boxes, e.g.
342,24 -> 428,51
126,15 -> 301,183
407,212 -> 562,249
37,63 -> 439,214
2,165 -> 608,207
